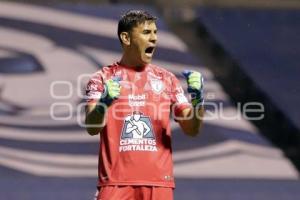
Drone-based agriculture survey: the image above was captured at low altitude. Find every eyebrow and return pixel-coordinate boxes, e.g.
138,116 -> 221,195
142,29 -> 157,33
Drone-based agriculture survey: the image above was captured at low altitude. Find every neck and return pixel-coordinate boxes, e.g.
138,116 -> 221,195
119,53 -> 147,70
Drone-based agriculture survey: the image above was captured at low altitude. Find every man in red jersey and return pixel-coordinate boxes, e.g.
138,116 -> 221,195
85,10 -> 204,200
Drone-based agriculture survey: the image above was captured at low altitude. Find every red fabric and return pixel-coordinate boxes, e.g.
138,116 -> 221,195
96,186 -> 173,200
86,63 -> 190,188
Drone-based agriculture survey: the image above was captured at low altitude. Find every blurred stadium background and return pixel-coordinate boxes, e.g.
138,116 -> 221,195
0,0 -> 300,199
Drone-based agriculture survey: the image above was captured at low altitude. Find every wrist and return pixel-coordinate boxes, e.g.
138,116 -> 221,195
95,86 -> 110,114
190,90 -> 204,107
191,97 -> 204,107
98,84 -> 113,107
95,102 -> 107,114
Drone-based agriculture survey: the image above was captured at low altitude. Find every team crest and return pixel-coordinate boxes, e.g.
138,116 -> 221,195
150,79 -> 164,94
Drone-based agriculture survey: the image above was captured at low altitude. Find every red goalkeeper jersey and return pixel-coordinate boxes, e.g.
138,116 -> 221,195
86,62 -> 190,188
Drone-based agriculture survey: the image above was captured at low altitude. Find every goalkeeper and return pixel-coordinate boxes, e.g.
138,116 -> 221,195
85,9 -> 204,200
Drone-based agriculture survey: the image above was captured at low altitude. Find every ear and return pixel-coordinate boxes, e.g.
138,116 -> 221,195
120,32 -> 130,46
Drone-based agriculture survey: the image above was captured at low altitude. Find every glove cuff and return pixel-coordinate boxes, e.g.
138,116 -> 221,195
191,90 -> 204,107
95,104 -> 106,114
95,85 -> 112,114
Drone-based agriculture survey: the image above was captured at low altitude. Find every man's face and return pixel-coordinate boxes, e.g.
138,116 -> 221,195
128,21 -> 157,66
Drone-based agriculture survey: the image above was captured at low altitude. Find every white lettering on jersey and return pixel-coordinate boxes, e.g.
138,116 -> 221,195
87,91 -> 102,99
128,94 -> 146,107
119,113 -> 158,152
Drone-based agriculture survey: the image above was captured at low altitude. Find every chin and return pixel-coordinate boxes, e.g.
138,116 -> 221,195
142,58 -> 152,65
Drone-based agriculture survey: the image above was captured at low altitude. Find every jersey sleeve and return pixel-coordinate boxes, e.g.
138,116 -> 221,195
169,73 -> 191,118
85,71 -> 105,103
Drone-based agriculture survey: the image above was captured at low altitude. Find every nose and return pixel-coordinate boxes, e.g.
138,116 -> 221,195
150,32 -> 157,43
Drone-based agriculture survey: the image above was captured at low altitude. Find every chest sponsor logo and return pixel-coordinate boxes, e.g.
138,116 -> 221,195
150,79 -> 164,94
128,94 -> 146,107
119,112 -> 157,152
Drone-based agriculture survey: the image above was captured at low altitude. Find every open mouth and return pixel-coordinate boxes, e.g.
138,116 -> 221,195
145,46 -> 155,55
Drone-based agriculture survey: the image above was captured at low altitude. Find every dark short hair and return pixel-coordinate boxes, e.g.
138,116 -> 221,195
118,10 -> 157,44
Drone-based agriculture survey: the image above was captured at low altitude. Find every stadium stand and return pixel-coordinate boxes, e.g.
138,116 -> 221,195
196,6 -> 300,168
197,7 -> 300,130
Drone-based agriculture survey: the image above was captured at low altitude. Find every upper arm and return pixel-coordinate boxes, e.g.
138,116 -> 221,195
177,106 -> 204,137
176,107 -> 194,135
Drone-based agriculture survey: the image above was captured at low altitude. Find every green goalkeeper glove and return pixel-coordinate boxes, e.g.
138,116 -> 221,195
182,70 -> 204,107
96,76 -> 121,113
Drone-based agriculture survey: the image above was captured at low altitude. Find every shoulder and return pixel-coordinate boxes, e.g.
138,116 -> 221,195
90,64 -> 117,80
86,64 -> 118,95
148,64 -> 177,79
